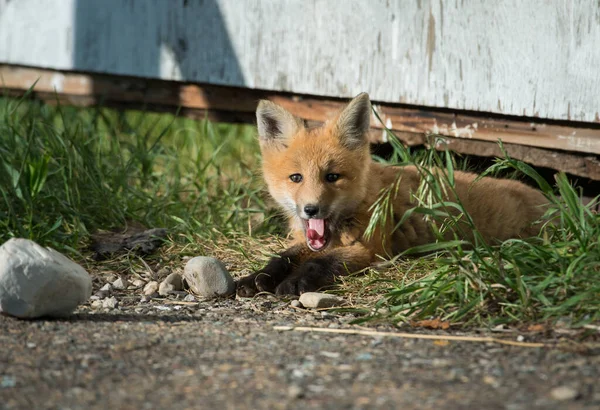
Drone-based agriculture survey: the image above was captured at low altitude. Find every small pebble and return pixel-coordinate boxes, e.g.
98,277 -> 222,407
90,300 -> 103,309
102,296 -> 118,309
290,300 -> 302,308
550,386 -> 579,401
1,376 -> 16,388
183,294 -> 197,302
99,283 -> 112,292
112,277 -> 128,290
94,290 -> 109,299
156,267 -> 170,277
320,351 -> 340,359
183,256 -> 235,298
288,385 -> 304,399
158,281 -> 174,296
131,279 -> 146,288
356,352 -> 373,361
158,272 -> 184,296
298,292 -> 344,309
143,281 -> 159,296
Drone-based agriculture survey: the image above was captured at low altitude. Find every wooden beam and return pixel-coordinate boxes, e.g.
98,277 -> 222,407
425,138 -> 600,181
2,64 -> 600,180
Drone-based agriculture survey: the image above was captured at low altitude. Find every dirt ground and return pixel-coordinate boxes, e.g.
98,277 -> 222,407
1,293 -> 599,410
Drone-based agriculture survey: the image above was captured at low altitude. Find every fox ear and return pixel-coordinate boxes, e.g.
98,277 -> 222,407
335,92 -> 371,149
256,100 -> 303,147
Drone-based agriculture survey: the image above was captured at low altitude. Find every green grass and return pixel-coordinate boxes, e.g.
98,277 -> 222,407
361,131 -> 600,327
0,94 -> 277,254
1,95 -> 598,328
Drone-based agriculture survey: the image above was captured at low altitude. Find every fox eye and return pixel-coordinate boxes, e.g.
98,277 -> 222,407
325,173 -> 340,182
289,174 -> 303,183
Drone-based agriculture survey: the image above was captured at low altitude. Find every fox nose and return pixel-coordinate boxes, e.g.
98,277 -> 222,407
303,204 -> 320,217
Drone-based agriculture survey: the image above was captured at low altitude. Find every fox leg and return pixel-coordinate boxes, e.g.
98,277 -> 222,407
275,243 -> 373,295
236,243 -> 309,297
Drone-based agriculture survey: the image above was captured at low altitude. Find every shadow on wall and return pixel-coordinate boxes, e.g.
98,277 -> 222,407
73,0 -> 244,110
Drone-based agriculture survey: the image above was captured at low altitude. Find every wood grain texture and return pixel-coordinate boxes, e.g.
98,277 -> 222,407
1,0 -> 599,122
2,65 -> 599,180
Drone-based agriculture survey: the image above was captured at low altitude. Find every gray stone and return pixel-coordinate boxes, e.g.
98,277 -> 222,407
143,281 -> 159,296
158,272 -> 183,296
0,238 -> 92,318
298,292 -> 345,309
99,283 -> 113,292
94,283 -> 112,299
183,256 -> 235,298
102,296 -> 118,309
183,293 -> 197,302
112,277 -> 128,290
94,290 -> 110,299
290,299 -> 302,308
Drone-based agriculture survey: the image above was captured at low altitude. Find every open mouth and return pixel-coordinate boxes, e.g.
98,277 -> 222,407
304,218 -> 328,251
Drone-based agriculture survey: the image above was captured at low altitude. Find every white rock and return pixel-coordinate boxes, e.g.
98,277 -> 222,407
298,292 -> 345,309
131,279 -> 145,288
183,293 -> 196,302
550,386 -> 579,401
290,300 -> 302,308
183,256 -> 235,298
0,238 -> 92,318
158,272 -> 184,296
99,283 -> 112,292
288,385 -> 304,399
158,281 -> 174,296
112,277 -> 128,290
102,296 -> 118,309
143,281 -> 159,296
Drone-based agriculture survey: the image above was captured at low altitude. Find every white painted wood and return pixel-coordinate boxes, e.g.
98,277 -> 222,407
1,0 -> 599,122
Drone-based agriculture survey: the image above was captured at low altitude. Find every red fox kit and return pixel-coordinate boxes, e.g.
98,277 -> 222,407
236,93 -> 547,296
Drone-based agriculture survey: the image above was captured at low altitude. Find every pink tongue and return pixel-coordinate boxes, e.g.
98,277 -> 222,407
307,219 -> 325,239
307,219 -> 326,250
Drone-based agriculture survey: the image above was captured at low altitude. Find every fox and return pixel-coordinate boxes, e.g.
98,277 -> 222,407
236,93 -> 548,297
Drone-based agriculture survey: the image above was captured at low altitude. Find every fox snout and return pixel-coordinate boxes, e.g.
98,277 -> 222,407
303,204 -> 319,218
299,203 -> 326,219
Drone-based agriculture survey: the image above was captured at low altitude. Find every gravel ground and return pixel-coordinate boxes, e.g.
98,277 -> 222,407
1,292 -> 599,410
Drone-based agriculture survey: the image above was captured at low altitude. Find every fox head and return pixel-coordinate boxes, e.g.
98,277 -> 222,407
256,93 -> 372,251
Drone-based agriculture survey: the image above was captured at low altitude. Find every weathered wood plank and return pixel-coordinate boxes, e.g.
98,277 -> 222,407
3,65 -> 600,181
1,0 -> 599,122
3,65 -> 599,158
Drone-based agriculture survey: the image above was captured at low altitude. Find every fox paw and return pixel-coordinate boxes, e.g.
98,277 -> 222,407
275,260 -> 335,295
236,273 -> 260,297
236,271 -> 279,297
236,253 -> 296,297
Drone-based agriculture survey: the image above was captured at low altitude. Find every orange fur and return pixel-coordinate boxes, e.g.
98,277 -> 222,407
236,93 -> 548,296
